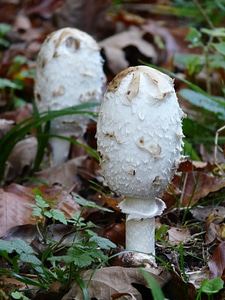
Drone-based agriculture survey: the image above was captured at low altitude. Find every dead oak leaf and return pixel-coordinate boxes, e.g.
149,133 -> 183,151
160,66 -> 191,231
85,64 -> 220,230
34,156 -> 87,187
208,241 -> 225,279
167,226 -> 191,245
162,170 -> 225,210
62,266 -> 170,300
0,183 -> 81,237
5,136 -> 37,181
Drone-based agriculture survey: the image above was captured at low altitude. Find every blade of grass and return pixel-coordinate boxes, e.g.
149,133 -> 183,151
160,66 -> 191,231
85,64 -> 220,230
0,102 -> 100,178
139,268 -> 165,300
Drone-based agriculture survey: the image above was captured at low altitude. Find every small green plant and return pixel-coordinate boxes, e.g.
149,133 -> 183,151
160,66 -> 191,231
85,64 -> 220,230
196,277 -> 224,300
0,23 -> 11,48
175,27 -> 225,95
0,188 -> 116,298
11,291 -> 30,300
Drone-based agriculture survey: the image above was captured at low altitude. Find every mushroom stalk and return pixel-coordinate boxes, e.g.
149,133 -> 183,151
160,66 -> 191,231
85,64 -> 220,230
96,65 -> 185,264
121,197 -> 165,255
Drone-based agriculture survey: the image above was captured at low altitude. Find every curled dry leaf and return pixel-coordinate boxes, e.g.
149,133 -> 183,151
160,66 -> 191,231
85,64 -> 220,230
161,160 -> 225,210
62,266 -> 171,300
167,226 -> 191,245
204,208 -> 225,244
191,206 -> 225,222
0,119 -> 14,138
208,241 -> 225,279
5,136 -> 37,181
142,20 -> 191,66
100,221 -> 125,246
99,26 -> 157,75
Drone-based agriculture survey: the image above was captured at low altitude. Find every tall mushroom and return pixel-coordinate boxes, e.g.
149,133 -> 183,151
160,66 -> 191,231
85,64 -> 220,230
34,27 -> 106,166
96,66 -> 185,263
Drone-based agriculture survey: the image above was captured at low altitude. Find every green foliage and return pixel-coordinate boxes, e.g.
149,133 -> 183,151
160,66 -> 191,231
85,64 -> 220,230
0,189 -> 116,295
0,102 -> 100,181
139,268 -> 165,300
0,23 -> 11,48
196,277 -> 224,300
11,291 -> 30,300
155,224 -> 169,241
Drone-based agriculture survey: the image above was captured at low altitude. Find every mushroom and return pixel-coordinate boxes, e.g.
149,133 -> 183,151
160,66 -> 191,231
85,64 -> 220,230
96,66 -> 185,263
34,27 -> 106,166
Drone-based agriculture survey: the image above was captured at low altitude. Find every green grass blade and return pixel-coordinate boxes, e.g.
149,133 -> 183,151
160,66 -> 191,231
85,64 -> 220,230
139,268 -> 165,300
0,102 -> 100,179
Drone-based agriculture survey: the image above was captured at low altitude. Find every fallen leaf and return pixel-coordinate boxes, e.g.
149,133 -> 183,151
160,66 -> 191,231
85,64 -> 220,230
167,226 -> 191,245
34,156 -> 87,187
5,136 -> 37,181
53,0 -> 115,41
208,242 -> 225,279
0,183 -> 81,237
0,187 -> 36,237
100,221 -> 125,246
205,209 -> 225,244
162,165 -> 225,210
163,269 -> 197,300
0,119 -> 14,138
191,206 -> 225,222
99,26 -> 157,75
62,266 -> 171,300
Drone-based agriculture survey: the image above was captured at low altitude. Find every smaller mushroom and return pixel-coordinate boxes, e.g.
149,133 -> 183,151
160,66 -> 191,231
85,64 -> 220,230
34,27 -> 106,166
96,66 -> 185,264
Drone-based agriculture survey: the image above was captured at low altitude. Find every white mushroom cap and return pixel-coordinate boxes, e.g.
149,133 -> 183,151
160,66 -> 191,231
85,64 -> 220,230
97,66 -> 185,257
35,27 -> 106,165
97,66 -> 185,200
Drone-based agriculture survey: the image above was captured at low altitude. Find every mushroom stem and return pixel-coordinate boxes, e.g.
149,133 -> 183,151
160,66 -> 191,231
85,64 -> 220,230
120,197 -> 165,258
126,215 -> 155,254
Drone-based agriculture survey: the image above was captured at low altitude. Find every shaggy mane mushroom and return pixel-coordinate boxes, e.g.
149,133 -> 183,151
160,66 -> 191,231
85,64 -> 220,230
35,27 -> 106,166
96,65 -> 185,264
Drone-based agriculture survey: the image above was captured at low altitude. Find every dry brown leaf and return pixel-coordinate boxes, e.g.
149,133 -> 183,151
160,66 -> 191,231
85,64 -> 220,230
5,136 -> 37,181
34,156 -> 87,187
0,183 -> 81,237
0,103 -> 33,124
162,166 -> 225,210
99,26 -> 157,75
100,221 -> 125,246
0,187 -> 36,237
167,226 -> 191,245
62,266 -> 171,300
191,206 -> 225,222
163,269 -> 197,300
208,241 -> 225,279
0,119 -> 14,138
5,183 -> 81,219
205,208 -> 225,244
